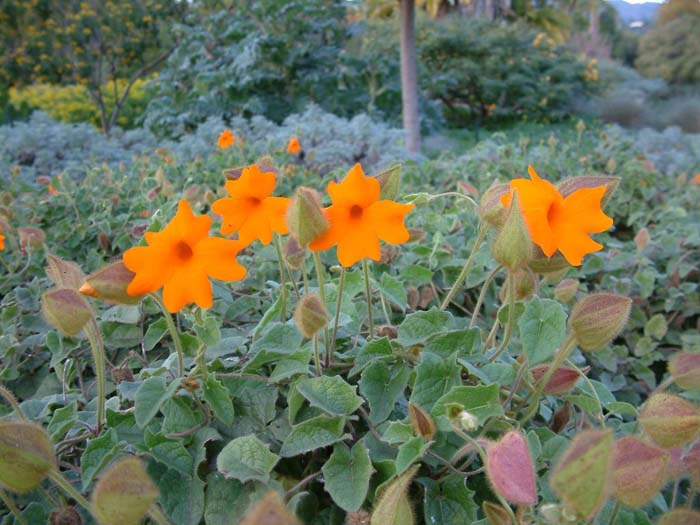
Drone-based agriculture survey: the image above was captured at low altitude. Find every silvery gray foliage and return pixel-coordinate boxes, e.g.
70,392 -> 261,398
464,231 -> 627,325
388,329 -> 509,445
0,105 -> 407,182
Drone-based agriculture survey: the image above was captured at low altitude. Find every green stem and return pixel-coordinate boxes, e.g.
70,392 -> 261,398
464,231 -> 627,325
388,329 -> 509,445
362,259 -> 374,340
440,225 -> 488,311
49,470 -> 91,513
312,252 -> 330,354
84,319 -> 106,432
565,358 -> 604,425
608,500 -> 621,525
313,335 -> 321,376
273,234 -> 288,321
152,294 -> 185,377
0,384 -> 27,420
329,267 -> 346,367
0,488 -> 28,525
469,264 -> 503,328
519,334 -> 577,425
489,271 -> 516,362
148,505 -> 171,525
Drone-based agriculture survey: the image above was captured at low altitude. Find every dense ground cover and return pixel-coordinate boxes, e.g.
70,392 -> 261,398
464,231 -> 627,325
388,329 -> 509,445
0,106 -> 699,524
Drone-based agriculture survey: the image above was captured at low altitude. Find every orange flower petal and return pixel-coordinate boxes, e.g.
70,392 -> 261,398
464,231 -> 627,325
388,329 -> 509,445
327,164 -> 380,209
366,201 -> 414,244
211,197 -> 257,236
308,207 -> 347,252
506,178 -> 560,257
123,245 -> 174,295
194,238 -> 248,281
232,165 -> 276,200
336,220 -> 381,267
162,266 -> 212,312
561,186 -> 613,234
0,234 -> 5,250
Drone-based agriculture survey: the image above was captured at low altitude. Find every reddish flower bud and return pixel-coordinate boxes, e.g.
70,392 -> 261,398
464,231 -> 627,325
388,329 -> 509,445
408,402 -> 436,441
530,364 -> 587,395
658,509 -> 700,525
240,491 -> 300,525
613,436 -> 669,508
18,227 -> 46,250
486,430 -> 536,505
568,294 -> 632,351
284,236 -> 307,270
634,227 -> 650,254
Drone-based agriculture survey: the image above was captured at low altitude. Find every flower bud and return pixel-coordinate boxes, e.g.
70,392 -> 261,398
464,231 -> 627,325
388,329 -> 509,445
576,119 -> 586,134
91,457 -> 159,525
49,506 -> 82,525
0,421 -> 56,493
376,325 -> 398,339
568,294 -> 632,351
293,294 -> 329,338
550,429 -> 614,519
658,509 -> 700,525
80,261 -> 140,305
482,502 -> 511,525
284,236 -> 307,270
374,165 -> 401,201
486,430 -> 536,505
479,182 -> 510,227
408,402 -> 436,441
345,510 -> 371,525
407,227 -> 426,242
458,411 -> 479,432
634,227 -> 650,254
379,245 -> 399,265
97,232 -> 111,252
46,253 -> 84,289
500,269 -> 536,302
42,288 -> 92,336
528,246 -> 570,274
492,192 -> 532,271
18,227 -> 46,250
530,364 -> 587,395
223,166 -> 245,181
241,490 -> 300,525
639,393 -> 700,448
256,155 -> 278,176
669,352 -> 700,390
613,436 -> 668,508
554,278 -> 578,303
287,187 -> 329,246
557,175 -> 619,207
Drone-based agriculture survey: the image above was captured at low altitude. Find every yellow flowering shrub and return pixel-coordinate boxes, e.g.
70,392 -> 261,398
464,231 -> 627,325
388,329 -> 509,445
9,78 -> 151,129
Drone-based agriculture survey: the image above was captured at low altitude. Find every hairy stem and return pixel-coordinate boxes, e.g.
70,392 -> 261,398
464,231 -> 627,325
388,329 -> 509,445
362,259 -> 374,340
84,319 -> 106,433
49,470 -> 91,513
151,294 -> 185,377
0,489 -> 28,525
489,271 -> 516,362
273,234 -> 288,321
470,264 -> 503,328
440,225 -> 487,311
329,267 -> 346,367
312,252 -> 330,354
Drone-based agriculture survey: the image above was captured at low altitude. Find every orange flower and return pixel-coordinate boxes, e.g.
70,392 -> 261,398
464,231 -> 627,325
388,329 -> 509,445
48,184 -> 59,196
123,199 -> 246,312
692,173 -> 700,185
287,136 -> 301,155
212,164 -> 291,245
309,163 -> 413,267
501,166 -> 613,266
0,233 -> 5,251
217,129 -> 235,149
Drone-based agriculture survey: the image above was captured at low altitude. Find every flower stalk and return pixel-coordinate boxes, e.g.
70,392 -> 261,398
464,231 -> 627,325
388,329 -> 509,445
329,267 -> 346,367
273,233 -> 288,321
440,224 -> 488,310
362,259 -> 374,340
152,293 -> 185,376
84,319 -> 106,432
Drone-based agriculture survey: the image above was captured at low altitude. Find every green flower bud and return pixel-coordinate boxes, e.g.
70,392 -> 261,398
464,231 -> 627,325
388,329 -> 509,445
287,187 -> 328,246
669,352 -> 700,390
639,393 -> 700,448
568,293 -> 632,351
479,182 -> 510,227
492,192 -> 532,271
80,261 -> 140,305
293,294 -> 329,338
91,457 -> 159,525
0,421 -> 56,493
42,288 -> 92,336
554,278 -> 578,303
374,165 -> 401,201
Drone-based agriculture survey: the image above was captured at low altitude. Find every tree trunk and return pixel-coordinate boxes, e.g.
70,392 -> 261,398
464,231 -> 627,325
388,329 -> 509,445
399,0 -> 420,154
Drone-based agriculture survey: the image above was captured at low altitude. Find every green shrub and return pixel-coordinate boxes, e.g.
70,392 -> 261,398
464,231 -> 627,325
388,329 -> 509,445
636,14 -> 700,84
419,18 -> 599,128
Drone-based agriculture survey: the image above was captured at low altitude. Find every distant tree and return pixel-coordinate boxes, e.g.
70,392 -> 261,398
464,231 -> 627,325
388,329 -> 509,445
399,0 -> 421,154
636,0 -> 700,84
0,0 -> 185,133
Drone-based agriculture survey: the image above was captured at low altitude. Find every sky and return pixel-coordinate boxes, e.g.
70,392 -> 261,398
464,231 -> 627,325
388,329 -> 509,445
620,0 -> 665,3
